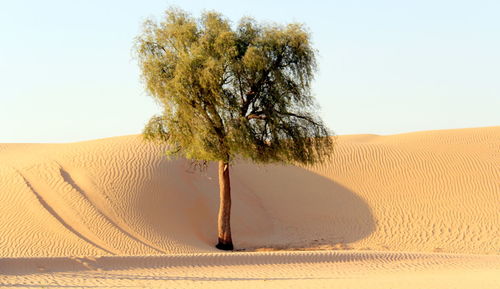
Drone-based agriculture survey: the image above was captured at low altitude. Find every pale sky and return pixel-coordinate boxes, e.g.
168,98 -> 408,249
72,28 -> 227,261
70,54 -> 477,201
0,0 -> 498,143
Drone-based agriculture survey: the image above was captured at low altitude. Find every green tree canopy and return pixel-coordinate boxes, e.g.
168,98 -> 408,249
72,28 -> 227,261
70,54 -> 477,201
136,8 -> 333,165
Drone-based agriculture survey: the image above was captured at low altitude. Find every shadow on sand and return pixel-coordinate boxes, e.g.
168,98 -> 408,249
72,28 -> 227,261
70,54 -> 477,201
134,159 -> 376,251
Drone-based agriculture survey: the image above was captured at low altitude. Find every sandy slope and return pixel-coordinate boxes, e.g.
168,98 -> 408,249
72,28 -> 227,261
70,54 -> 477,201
0,127 -> 498,288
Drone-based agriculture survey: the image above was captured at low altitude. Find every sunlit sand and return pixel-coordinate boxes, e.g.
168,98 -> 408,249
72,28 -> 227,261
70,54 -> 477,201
1,127 -> 498,288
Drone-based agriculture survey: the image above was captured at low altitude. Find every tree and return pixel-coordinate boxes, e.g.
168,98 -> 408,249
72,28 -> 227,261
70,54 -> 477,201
135,8 -> 333,250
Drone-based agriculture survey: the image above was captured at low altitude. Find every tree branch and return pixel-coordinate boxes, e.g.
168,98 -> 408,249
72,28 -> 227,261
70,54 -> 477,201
276,110 -> 320,126
246,113 -> 267,120
241,46 -> 286,117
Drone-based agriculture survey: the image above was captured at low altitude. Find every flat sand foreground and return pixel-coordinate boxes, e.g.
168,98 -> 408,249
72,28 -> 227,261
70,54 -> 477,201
1,251 -> 500,288
0,127 -> 498,288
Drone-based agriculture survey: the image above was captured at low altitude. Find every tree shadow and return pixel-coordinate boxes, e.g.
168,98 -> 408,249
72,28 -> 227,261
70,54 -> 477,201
133,158 -> 375,251
230,162 -> 376,249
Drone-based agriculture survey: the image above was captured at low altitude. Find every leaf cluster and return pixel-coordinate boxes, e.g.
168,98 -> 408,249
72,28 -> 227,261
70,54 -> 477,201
136,8 -> 333,164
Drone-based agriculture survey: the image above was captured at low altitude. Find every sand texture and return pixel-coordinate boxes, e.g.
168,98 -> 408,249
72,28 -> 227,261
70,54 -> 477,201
0,127 -> 498,288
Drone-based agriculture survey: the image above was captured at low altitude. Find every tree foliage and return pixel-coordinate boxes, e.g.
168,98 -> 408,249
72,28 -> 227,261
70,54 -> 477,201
136,8 -> 333,164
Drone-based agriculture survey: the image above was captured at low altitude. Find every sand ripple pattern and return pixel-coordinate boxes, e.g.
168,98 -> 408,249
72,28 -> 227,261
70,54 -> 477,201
1,251 -> 499,288
0,127 -> 498,257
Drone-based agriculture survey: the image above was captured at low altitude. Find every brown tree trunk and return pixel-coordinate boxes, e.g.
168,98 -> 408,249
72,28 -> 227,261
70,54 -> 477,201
215,160 -> 233,250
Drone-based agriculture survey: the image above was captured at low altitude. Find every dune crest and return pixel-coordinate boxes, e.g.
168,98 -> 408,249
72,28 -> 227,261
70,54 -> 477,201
0,127 -> 498,257
1,127 -> 499,288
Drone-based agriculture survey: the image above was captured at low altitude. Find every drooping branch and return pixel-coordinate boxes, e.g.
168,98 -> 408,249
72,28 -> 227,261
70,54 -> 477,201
241,46 -> 286,117
137,9 -> 331,165
275,110 -> 321,127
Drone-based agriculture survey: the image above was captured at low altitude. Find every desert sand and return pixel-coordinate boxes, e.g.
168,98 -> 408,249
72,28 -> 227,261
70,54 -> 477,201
0,126 -> 498,288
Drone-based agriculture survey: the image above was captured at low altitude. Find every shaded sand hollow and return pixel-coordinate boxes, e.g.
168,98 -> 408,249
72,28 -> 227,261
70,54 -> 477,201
0,127 -> 498,288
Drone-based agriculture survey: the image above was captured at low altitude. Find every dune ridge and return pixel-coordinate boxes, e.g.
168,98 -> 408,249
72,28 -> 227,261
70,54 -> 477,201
0,127 -> 498,288
1,127 -> 498,256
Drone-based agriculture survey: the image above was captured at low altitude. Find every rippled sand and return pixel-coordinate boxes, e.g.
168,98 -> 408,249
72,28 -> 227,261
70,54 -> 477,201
1,127 -> 498,288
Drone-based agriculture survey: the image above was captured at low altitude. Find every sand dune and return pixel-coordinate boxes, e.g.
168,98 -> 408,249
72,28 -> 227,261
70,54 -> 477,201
0,127 -> 498,288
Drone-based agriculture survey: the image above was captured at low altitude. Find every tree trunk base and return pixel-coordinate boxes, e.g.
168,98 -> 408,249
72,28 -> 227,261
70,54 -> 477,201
215,239 -> 234,251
